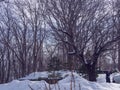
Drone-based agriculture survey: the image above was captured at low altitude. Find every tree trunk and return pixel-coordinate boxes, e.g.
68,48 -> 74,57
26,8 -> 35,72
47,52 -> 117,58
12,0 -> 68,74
118,41 -> 120,71
67,28 -> 74,70
67,54 -> 73,70
85,63 -> 96,81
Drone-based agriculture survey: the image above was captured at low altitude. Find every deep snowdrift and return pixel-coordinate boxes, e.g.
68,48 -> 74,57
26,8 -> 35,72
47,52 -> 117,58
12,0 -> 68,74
0,72 -> 120,90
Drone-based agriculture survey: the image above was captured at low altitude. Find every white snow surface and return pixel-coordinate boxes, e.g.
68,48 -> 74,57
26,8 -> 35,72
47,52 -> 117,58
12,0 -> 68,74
20,71 -> 49,79
20,70 -> 72,80
112,73 -> 120,83
97,73 -> 120,83
1,71 -> 120,90
97,74 -> 106,83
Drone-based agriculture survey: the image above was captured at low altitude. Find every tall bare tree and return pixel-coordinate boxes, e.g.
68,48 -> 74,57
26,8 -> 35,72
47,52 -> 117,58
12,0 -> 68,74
46,0 -> 120,81
0,0 -> 47,83
112,0 -> 120,71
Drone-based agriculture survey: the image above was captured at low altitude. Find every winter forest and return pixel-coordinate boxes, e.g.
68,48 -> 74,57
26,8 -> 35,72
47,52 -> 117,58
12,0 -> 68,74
0,0 -> 120,90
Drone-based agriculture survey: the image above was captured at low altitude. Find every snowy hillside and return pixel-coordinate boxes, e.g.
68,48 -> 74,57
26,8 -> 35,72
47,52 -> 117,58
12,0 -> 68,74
0,71 -> 120,90
20,70 -> 73,80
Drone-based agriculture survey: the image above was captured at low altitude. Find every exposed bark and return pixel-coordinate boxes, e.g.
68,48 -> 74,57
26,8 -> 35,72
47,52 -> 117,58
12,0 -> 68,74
86,63 -> 96,81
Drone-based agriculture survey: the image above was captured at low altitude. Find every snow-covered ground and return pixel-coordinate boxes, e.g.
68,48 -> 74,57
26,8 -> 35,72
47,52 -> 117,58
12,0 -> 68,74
20,70 -> 75,80
96,72 -> 120,83
1,71 -> 120,90
97,74 -> 106,83
111,73 -> 120,83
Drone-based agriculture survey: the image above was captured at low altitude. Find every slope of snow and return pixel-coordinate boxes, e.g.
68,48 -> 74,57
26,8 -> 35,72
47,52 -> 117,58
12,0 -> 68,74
20,71 -> 49,80
0,80 -> 48,90
1,72 -> 120,90
20,70 -> 72,80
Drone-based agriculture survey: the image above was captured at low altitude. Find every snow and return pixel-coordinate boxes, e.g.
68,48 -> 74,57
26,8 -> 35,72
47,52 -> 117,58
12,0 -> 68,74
112,73 -> 120,83
20,71 -> 49,80
96,72 -> 120,83
20,70 -> 72,80
1,71 -> 120,90
0,80 -> 48,90
97,74 -> 106,83
97,73 -> 120,83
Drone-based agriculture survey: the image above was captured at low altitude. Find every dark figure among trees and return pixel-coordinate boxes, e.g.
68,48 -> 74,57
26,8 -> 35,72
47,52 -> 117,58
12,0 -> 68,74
106,71 -> 111,83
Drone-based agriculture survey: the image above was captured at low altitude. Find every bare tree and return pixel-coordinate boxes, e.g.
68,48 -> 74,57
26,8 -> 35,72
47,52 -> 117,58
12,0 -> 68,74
0,2 -> 14,83
12,0 -> 47,74
112,0 -> 120,71
0,0 -> 47,83
46,0 -> 120,81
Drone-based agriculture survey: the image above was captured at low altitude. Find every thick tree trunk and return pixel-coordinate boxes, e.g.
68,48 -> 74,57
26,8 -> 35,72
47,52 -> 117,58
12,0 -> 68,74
67,54 -> 73,70
88,67 -> 96,81
118,41 -> 120,71
85,63 -> 97,81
